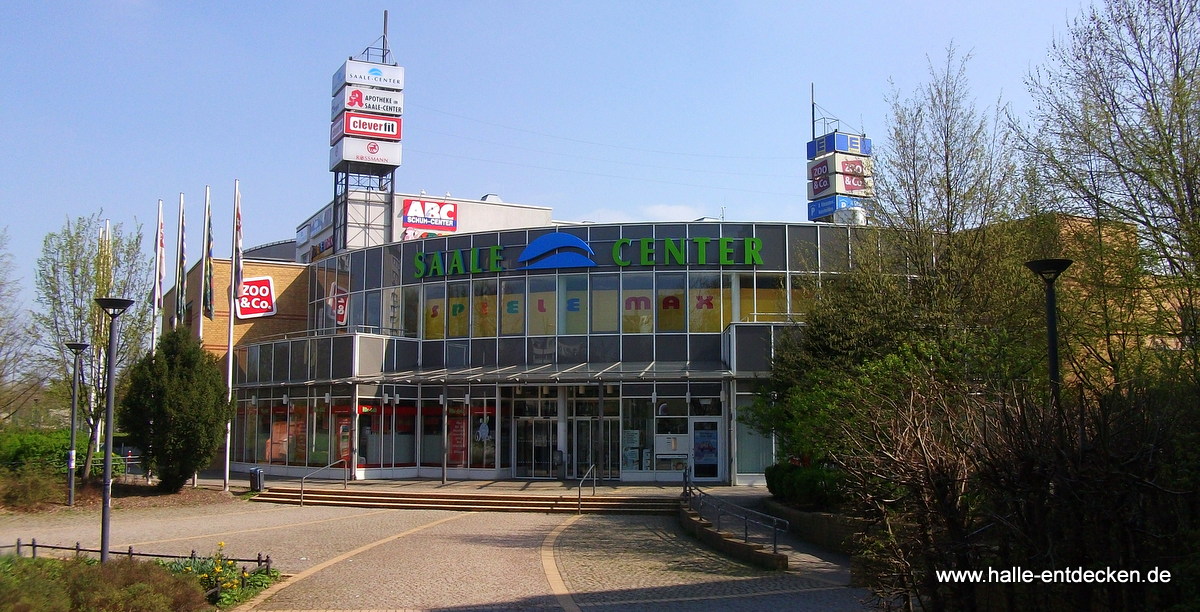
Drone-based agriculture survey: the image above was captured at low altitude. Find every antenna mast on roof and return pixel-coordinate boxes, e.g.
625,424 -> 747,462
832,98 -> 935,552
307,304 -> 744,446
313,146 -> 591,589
354,11 -> 393,64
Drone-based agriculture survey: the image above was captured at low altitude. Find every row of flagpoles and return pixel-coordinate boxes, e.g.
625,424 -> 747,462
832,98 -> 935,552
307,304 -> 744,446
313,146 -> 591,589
150,180 -> 243,490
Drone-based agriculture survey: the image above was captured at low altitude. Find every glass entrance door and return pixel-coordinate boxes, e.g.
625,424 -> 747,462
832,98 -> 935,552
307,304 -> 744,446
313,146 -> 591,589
514,418 -> 557,478
692,419 -> 720,480
569,417 -> 620,479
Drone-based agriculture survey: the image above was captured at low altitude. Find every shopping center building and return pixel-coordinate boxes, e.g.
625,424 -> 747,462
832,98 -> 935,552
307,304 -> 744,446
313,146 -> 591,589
190,193 -> 862,486
166,50 -> 873,486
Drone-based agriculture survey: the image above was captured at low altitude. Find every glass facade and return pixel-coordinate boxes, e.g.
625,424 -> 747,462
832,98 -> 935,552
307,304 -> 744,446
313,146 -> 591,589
233,222 -> 854,483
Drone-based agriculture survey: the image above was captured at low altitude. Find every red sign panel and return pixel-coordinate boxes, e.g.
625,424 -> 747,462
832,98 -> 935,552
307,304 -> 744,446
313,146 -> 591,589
235,277 -> 277,319
339,111 -> 402,141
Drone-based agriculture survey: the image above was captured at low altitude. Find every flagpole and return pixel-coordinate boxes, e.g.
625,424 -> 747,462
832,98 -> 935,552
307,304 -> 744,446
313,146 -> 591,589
152,200 -> 163,350
175,193 -> 186,330
199,187 -> 210,339
223,179 -> 240,491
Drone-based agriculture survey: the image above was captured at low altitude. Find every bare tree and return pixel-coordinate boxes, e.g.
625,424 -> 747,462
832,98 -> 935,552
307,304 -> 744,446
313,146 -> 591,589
1021,0 -> 1200,379
0,228 -> 44,424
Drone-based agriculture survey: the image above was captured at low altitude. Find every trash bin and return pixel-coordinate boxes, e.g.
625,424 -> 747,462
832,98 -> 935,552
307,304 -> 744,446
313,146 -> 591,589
249,468 -> 265,492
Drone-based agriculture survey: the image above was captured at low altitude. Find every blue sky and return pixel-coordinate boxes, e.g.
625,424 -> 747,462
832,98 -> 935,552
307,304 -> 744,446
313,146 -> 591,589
0,1 -> 1088,306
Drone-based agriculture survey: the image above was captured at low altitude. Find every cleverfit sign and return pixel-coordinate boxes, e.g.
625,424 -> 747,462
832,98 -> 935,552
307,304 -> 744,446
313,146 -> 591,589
413,233 -> 764,279
331,59 -> 405,94
330,111 -> 402,144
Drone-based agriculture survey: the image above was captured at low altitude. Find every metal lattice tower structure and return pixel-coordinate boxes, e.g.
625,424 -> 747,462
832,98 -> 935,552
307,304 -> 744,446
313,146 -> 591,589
333,12 -> 399,252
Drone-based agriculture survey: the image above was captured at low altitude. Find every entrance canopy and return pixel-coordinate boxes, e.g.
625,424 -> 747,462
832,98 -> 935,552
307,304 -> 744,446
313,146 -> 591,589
349,361 -> 730,386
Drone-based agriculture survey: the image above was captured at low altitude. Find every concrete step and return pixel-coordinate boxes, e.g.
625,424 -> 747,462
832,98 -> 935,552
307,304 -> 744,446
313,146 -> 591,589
251,486 -> 681,514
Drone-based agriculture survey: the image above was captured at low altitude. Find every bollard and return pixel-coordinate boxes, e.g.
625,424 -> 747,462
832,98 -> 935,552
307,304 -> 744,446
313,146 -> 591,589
128,546 -> 134,560
15,539 -> 20,557
75,542 -> 82,558
31,539 -> 37,559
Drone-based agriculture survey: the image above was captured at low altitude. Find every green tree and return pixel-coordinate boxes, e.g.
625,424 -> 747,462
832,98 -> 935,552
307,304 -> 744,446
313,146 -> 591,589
31,213 -> 152,477
1021,0 -> 1200,381
119,328 -> 230,492
0,229 -> 44,426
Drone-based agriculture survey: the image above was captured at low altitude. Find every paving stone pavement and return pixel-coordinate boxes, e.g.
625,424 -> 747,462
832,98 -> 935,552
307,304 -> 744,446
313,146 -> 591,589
0,481 -> 872,611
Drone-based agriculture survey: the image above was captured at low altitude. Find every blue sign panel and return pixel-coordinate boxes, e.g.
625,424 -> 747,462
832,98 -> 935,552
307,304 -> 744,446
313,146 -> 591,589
806,132 -> 872,160
808,195 -> 868,220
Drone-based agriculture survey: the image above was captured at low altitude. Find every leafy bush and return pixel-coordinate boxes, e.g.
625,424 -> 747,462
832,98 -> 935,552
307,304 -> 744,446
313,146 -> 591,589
765,462 -> 845,511
0,556 -> 210,612
0,463 -> 61,509
0,429 -> 125,478
158,542 -> 281,608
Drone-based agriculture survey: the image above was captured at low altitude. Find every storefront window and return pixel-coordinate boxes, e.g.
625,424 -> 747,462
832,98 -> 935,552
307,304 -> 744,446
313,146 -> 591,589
656,273 -> 686,332
737,396 -> 774,473
756,273 -> 787,321
737,273 -> 756,322
446,282 -> 470,338
621,273 -> 654,333
500,278 -> 525,336
401,286 -> 420,338
423,284 -> 446,340
364,290 -> 381,330
469,404 -> 497,468
591,274 -> 619,333
621,398 -> 653,471
383,289 -> 402,334
309,397 -> 330,467
287,398 -> 308,466
389,405 -> 417,467
559,275 -> 588,335
472,279 -> 498,337
420,403 -> 443,466
528,277 -> 556,336
688,273 -> 722,333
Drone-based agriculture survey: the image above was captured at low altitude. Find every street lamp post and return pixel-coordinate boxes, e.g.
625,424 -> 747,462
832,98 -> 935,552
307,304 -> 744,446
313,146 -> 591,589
1025,258 -> 1073,424
65,341 -> 89,507
95,297 -> 133,563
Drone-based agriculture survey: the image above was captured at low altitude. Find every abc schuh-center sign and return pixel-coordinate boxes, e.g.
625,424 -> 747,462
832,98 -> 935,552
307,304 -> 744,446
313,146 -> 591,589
330,59 -> 404,174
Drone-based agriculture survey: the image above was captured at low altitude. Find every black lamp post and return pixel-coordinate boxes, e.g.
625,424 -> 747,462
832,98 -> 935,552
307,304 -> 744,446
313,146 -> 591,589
1025,258 -> 1073,418
65,341 -> 88,507
95,297 -> 133,562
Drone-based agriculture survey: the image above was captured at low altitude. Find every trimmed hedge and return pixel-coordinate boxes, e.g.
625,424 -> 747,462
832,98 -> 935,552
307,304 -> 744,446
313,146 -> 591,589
764,462 -> 845,511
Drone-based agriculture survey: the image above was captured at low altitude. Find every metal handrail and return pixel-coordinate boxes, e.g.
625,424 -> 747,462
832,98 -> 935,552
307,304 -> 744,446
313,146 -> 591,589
577,463 -> 597,513
683,470 -> 789,554
300,459 -> 348,507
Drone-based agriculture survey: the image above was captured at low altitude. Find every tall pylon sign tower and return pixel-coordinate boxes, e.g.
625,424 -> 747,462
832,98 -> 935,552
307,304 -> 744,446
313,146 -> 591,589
330,13 -> 404,252
805,94 -> 873,224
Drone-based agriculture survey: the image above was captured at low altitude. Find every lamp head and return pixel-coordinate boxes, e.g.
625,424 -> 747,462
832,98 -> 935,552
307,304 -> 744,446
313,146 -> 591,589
65,341 -> 89,354
94,297 -> 135,317
1025,258 -> 1073,284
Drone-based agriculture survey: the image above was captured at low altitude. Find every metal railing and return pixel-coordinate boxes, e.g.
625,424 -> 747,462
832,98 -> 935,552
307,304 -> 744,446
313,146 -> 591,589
577,463 -> 597,513
300,459 -> 348,507
3,538 -> 273,601
682,471 -> 789,554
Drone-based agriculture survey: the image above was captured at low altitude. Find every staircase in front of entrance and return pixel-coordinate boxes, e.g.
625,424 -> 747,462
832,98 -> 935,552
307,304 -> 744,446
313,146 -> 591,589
251,486 -> 681,514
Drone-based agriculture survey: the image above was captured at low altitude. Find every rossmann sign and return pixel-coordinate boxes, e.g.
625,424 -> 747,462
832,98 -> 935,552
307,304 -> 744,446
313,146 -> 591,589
413,233 -> 764,279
